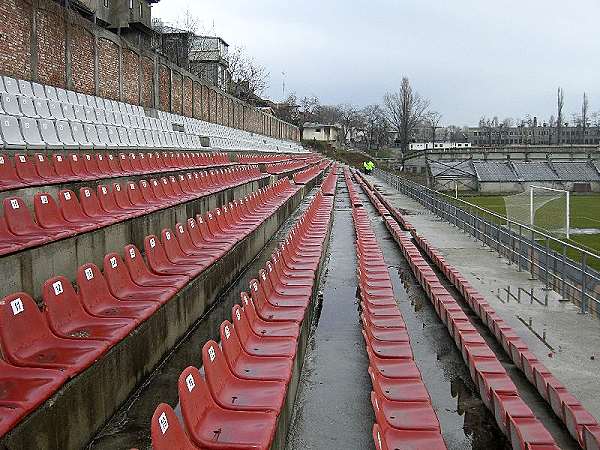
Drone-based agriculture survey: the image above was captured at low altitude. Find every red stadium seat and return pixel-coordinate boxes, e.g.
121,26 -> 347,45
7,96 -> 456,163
0,292 -> 108,378
150,403 -> 197,450
201,341 -> 286,412
178,366 -> 277,449
33,193 -> 81,236
239,292 -> 300,339
122,244 -> 188,289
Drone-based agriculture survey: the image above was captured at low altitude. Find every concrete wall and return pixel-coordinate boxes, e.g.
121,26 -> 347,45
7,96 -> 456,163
0,0 -> 301,142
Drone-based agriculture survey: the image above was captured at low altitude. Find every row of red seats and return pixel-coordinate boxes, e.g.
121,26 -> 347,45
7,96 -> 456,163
292,161 -> 331,185
150,189 -> 335,449
237,154 -> 291,164
321,163 -> 338,196
0,151 -> 233,191
413,233 -> 600,449
265,159 -> 311,175
351,209 -> 447,450
356,169 -> 600,448
344,167 -> 363,207
0,179 -> 300,438
351,171 -> 561,450
0,166 -> 265,257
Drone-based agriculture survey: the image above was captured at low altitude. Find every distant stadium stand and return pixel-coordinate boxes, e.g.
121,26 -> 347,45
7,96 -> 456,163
511,161 -> 559,181
472,161 -> 519,182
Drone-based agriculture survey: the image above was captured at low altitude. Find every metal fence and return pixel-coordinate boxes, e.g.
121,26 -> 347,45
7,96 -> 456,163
373,168 -> 600,316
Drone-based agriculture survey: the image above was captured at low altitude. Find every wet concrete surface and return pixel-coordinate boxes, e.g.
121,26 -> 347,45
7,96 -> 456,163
364,206 -> 510,449
285,184 -> 375,450
86,189 -> 319,450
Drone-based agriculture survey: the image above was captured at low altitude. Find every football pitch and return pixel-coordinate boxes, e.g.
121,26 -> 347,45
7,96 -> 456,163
457,193 -> 600,264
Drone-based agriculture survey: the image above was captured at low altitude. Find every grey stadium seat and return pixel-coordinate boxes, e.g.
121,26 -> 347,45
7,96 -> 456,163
70,122 -> 93,148
95,108 -> 108,125
113,112 -> 124,127
117,127 -> 132,149
34,99 -> 52,119
1,93 -> 22,116
84,123 -> 106,149
18,96 -> 39,118
129,115 -> 140,128
103,99 -> 113,111
18,80 -> 34,97
118,103 -> 128,115
135,128 -> 148,148
48,100 -> 65,120
155,130 -> 167,148
19,117 -> 45,149
142,116 -> 152,129
121,113 -> 131,128
125,104 -> 133,115
73,104 -> 89,122
76,92 -> 87,106
0,114 -> 26,148
61,103 -> 77,121
32,82 -> 47,99
84,106 -> 97,123
45,86 -> 59,102
127,127 -> 139,148
2,77 -> 20,95
66,90 -> 79,105
96,125 -> 112,148
106,125 -> 124,148
38,119 -> 64,150
104,111 -> 116,126
144,129 -> 157,148
55,120 -> 79,149
55,88 -> 69,104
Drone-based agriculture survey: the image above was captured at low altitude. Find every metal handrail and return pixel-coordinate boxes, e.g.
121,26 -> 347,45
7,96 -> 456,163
373,168 -> 600,316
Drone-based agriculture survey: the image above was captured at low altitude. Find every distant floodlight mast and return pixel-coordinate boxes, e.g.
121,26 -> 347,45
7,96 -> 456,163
529,185 -> 570,239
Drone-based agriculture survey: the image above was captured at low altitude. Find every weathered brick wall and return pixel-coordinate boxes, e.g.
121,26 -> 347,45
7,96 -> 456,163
192,81 -> 202,119
36,6 -> 65,87
182,76 -> 192,117
70,24 -> 95,94
0,0 -> 300,141
122,48 -> 139,105
159,64 -> 169,111
140,56 -> 153,108
201,84 -> 210,121
0,0 -> 32,80
98,38 -> 119,100
171,71 -> 182,114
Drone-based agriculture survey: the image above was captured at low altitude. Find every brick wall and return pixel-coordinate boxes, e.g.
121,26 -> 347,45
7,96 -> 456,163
36,7 -> 65,87
192,81 -> 202,119
0,0 -> 300,140
182,76 -> 192,117
0,0 -> 32,80
171,71 -> 182,114
98,38 -> 119,100
69,24 -> 95,94
140,56 -> 153,108
122,48 -> 139,105
159,64 -> 169,111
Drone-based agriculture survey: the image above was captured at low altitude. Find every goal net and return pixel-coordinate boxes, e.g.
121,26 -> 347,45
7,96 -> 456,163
504,185 -> 570,238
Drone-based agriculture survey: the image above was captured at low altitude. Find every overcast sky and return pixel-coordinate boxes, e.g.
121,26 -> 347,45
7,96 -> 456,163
153,0 -> 600,126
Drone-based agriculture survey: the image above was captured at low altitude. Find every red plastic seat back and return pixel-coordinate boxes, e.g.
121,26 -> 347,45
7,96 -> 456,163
96,153 -> 111,175
231,304 -> 254,344
107,154 -> 122,174
129,153 -> 143,173
83,154 -> 101,175
52,154 -> 74,179
34,154 -> 57,180
177,366 -> 213,439
79,187 -> 108,218
76,263 -> 116,310
127,182 -> 145,207
103,253 -> 136,294
69,154 -> 89,178
118,153 -> 133,173
201,340 -> 232,394
151,403 -> 196,450
14,154 -> 40,182
112,183 -> 134,209
41,276 -> 89,336
97,185 -> 122,214
139,180 -> 159,204
0,154 -> 21,188
123,244 -> 154,282
3,197 -> 43,235
33,192 -> 68,229
0,292 -> 53,360
220,319 -> 243,365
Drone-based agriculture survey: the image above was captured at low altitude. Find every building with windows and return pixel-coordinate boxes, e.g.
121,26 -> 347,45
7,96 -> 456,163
468,123 -> 600,146
70,0 -> 159,44
302,123 -> 341,146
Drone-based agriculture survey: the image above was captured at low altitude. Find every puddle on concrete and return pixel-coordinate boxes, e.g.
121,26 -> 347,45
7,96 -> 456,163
87,191 -> 318,450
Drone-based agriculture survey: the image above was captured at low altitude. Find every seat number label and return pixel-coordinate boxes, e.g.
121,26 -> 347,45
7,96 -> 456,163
52,281 -> 63,296
10,298 -> 24,315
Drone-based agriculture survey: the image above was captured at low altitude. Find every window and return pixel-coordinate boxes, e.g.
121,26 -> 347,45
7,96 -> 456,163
315,128 -> 321,132
129,0 -> 133,8
104,0 -> 109,7
139,1 -> 143,17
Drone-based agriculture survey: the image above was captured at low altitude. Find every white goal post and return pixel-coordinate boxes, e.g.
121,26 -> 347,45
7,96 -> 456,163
529,185 -> 570,239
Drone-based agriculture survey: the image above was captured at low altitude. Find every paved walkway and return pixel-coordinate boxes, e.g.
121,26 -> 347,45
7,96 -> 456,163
285,182 -> 374,450
368,174 -> 600,422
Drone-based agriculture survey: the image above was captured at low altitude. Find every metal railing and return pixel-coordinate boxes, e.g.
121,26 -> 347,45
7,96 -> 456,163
373,168 -> 600,316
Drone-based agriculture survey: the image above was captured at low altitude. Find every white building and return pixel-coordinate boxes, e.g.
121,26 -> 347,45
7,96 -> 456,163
408,142 -> 472,152
302,123 -> 341,144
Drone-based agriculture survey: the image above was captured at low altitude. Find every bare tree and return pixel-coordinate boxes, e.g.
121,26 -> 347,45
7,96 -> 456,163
557,87 -> 564,145
227,46 -> 270,99
362,104 -> 388,150
425,111 -> 442,146
479,116 -> 499,145
383,77 -> 429,152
